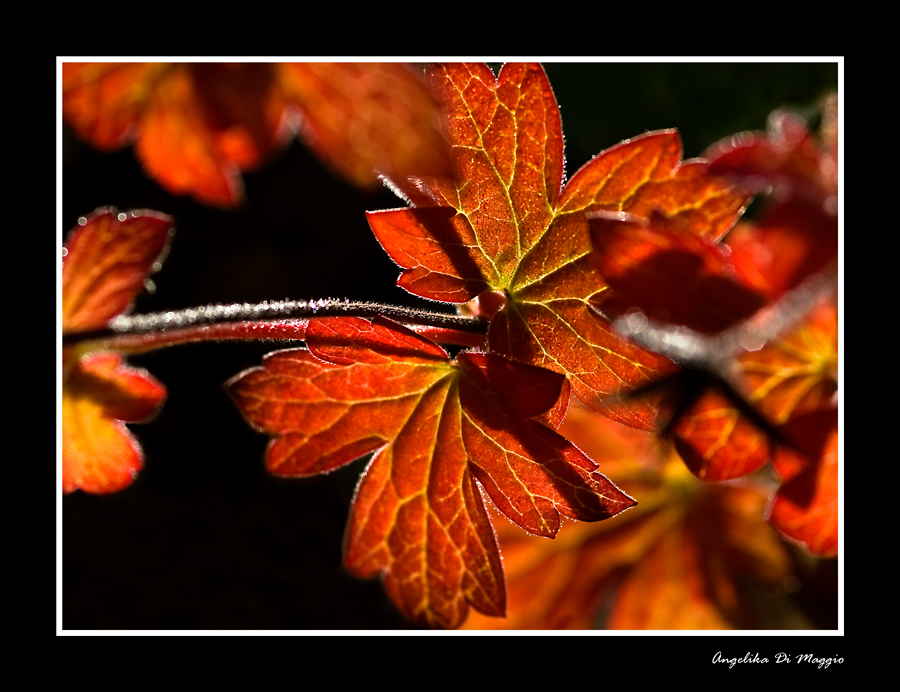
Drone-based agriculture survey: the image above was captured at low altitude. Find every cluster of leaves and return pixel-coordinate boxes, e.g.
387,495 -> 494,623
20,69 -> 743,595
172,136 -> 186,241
464,404 -> 800,629
589,94 -> 839,557
62,62 -> 838,630
62,209 -> 172,493
62,62 -> 452,206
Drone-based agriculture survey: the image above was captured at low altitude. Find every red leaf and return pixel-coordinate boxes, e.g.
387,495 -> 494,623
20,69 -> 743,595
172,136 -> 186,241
62,208 -> 171,493
589,211 -> 767,334
706,100 -> 838,300
768,410 -> 838,558
672,294 -> 837,482
135,64 -> 295,207
226,316 -> 635,627
64,62 -> 452,208
368,63 -> 748,430
726,198 -> 838,301
596,98 -> 839,492
671,388 -> 772,481
367,207 -> 493,302
62,208 -> 173,333
706,108 -> 835,202
583,98 -> 838,484
62,63 -> 166,149
64,63 -> 294,207
62,353 -> 165,494
277,63 -> 453,194
463,405 -> 794,630
738,298 -> 838,426
458,351 -> 633,536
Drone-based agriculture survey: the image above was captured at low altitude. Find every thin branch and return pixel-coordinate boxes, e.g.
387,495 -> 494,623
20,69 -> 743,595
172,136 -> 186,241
603,267 -> 838,445
62,298 -> 489,352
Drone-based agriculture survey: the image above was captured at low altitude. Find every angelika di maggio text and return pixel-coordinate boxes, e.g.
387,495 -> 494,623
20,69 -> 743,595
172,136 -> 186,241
712,652 -> 843,669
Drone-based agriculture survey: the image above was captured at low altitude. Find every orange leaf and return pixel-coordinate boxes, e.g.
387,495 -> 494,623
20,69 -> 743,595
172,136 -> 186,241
62,208 -> 171,493
62,353 -> 165,494
62,208 -> 173,334
769,410 -> 838,557
706,107 -> 836,201
672,295 -> 837,481
64,63 -> 296,207
135,64 -> 295,207
463,405 -> 794,630
589,211 -> 767,334
726,197 -> 838,301
738,298 -> 837,425
671,388 -> 772,481
706,102 -> 838,300
64,62 -> 452,208
277,63 -> 452,194
368,63 -> 748,430
62,63 -> 165,149
226,316 -> 635,627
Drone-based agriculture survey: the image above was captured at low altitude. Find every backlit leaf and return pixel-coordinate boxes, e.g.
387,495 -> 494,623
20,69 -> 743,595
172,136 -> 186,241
662,100 -> 839,483
62,208 -> 173,334
706,107 -> 836,201
368,62 -> 748,430
670,387 -> 772,481
738,297 -> 837,426
135,63 -> 294,207
226,315 -> 635,627
769,409 -> 838,557
705,101 -> 838,299
277,63 -> 453,194
63,62 -> 452,208
725,197 -> 838,301
462,405 -> 794,630
64,63 -> 295,207
594,97 -> 839,499
672,295 -> 837,481
62,353 -> 165,494
589,210 -> 767,334
62,63 -> 166,149
62,208 -> 171,493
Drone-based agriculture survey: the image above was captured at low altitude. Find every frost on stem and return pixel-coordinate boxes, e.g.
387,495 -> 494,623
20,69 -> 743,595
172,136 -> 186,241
63,298 -> 488,353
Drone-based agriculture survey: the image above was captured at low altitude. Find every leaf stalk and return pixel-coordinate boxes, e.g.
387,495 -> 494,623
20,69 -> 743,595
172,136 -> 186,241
62,299 -> 489,355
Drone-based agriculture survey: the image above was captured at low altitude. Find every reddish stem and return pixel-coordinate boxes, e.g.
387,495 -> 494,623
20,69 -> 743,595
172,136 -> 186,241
62,300 -> 491,356
70,319 -> 311,356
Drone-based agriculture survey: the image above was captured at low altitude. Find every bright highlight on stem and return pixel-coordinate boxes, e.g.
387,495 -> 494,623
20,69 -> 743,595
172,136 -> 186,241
62,298 -> 490,354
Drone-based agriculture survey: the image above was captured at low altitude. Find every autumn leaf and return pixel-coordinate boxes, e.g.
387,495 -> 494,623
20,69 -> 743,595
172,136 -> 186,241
583,97 -> 839,547
706,105 -> 836,202
584,97 -> 838,352
63,62 -> 451,208
768,409 -> 838,557
705,98 -> 838,300
276,63 -> 453,194
62,352 -> 166,494
367,62 -> 748,430
62,207 -> 172,334
63,63 -> 293,207
61,63 -> 167,149
599,210 -> 840,559
636,101 -> 839,486
226,315 -> 635,628
62,208 -> 172,493
663,292 -> 837,483
463,404 -> 796,630
589,210 -> 767,334
736,297 -> 837,426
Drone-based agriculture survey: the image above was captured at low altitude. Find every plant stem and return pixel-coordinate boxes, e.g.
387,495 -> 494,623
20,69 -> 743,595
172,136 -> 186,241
62,299 -> 489,355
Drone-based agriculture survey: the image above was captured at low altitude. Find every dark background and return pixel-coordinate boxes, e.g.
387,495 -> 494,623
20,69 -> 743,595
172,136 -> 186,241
61,61 -> 840,631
